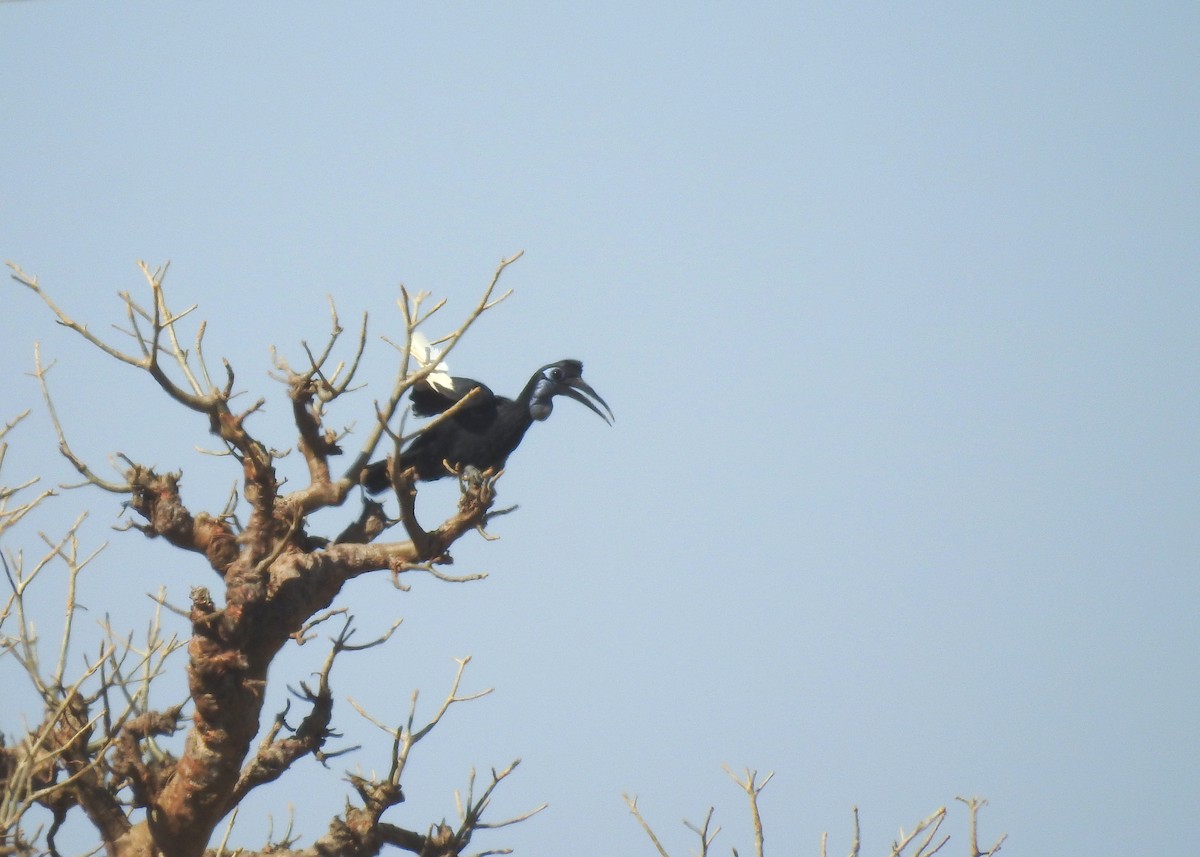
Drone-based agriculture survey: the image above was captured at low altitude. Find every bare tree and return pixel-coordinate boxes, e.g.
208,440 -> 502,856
1,258 -> 1009,857
2,256 -> 541,857
625,771 -> 1006,857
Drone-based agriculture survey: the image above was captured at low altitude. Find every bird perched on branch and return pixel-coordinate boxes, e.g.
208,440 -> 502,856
362,359 -> 613,492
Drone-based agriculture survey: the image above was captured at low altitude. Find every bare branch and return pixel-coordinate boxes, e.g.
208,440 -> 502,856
723,765 -> 772,857
890,806 -> 947,857
0,411 -> 57,539
451,759 -> 547,850
683,807 -> 720,857
224,615 -> 383,813
624,794 -> 672,857
9,262 -> 147,368
31,344 -> 129,494
956,797 -> 1006,857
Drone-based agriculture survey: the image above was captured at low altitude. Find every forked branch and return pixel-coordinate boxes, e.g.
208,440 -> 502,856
724,765 -> 772,857
956,797 -> 1005,857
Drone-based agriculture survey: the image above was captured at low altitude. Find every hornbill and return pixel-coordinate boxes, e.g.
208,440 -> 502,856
361,359 -> 613,492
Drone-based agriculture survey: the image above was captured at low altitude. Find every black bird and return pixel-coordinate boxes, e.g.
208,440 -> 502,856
362,359 -> 613,492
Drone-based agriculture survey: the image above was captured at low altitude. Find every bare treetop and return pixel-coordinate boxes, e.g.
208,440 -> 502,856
2,255 -> 539,857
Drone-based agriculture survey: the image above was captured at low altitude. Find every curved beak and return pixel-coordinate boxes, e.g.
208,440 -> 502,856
562,377 -> 614,425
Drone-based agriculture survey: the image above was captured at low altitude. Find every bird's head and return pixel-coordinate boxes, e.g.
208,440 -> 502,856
528,360 -> 614,424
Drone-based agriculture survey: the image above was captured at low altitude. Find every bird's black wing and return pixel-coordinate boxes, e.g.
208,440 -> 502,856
410,376 -> 496,418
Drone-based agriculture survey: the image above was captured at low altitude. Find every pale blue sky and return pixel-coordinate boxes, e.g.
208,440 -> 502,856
3,2 -> 1198,854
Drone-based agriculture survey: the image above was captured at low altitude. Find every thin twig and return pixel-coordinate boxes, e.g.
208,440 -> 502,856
623,794 -> 672,857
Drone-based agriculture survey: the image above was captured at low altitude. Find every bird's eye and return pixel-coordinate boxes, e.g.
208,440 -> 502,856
548,368 -> 564,381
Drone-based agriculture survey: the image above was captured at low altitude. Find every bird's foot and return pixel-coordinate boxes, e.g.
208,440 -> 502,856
460,464 -> 484,489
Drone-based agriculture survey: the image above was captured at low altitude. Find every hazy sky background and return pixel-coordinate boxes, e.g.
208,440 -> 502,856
3,3 -> 1198,855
